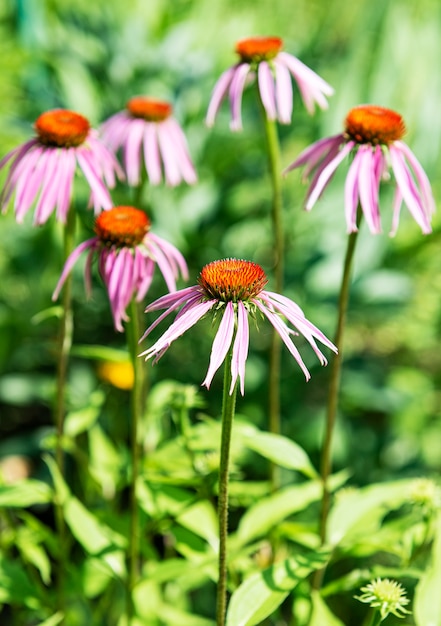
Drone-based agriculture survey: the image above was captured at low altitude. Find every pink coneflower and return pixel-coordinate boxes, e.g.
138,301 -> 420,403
206,36 -> 334,131
52,206 -> 188,332
0,109 -> 123,225
284,104 -> 435,235
140,258 -> 337,395
100,97 -> 197,187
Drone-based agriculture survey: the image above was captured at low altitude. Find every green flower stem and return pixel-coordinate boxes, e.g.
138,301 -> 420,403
126,298 -> 148,623
54,206 -> 76,617
216,345 -> 238,626
313,222 -> 360,590
364,609 -> 383,626
262,112 -> 284,488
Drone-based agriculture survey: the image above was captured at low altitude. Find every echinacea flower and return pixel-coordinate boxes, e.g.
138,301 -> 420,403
100,97 -> 197,187
355,578 -> 411,620
0,109 -> 123,224
206,36 -> 334,131
140,258 -> 337,395
52,206 -> 188,332
284,104 -> 435,235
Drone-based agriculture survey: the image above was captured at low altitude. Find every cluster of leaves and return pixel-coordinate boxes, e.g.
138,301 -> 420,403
1,0 -> 441,625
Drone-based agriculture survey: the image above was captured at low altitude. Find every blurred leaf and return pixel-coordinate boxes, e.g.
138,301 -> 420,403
64,391 -> 103,437
176,500 -> 218,547
309,590 -> 345,626
0,557 -> 41,608
327,480 -> 417,546
226,550 -> 329,626
414,512 -> 441,626
71,344 -> 130,363
37,613 -> 64,626
235,481 -> 323,547
240,427 -> 318,478
17,527 -> 52,584
0,479 -> 52,507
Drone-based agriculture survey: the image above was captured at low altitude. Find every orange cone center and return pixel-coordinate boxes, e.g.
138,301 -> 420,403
199,259 -> 268,302
95,206 -> 150,247
126,97 -> 172,121
235,36 -> 283,63
345,105 -> 406,145
35,109 -> 90,147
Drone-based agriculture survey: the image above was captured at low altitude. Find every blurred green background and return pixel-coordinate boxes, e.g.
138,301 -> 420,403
1,0 -> 440,488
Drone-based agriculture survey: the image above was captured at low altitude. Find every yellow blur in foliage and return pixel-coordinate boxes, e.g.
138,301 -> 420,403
97,360 -> 134,390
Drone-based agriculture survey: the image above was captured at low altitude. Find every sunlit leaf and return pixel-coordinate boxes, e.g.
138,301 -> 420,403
414,512 -> 441,626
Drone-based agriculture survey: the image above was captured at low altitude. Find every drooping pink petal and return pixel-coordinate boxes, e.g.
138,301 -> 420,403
123,117 -> 145,186
202,301 -> 235,390
357,146 -> 382,234
230,300 -> 249,395
206,65 -> 237,127
258,61 -> 277,121
278,52 -> 334,113
229,63 -> 252,131
143,122 -> 162,185
76,149 -> 113,211
283,134 -> 343,175
147,232 -> 189,281
274,59 -> 293,124
55,148 -> 77,223
254,299 -> 311,380
304,141 -> 354,210
52,238 -> 97,300
393,141 -> 436,217
344,149 -> 362,232
164,119 -> 197,184
140,299 -> 216,361
389,145 -> 432,234
157,122 -> 184,187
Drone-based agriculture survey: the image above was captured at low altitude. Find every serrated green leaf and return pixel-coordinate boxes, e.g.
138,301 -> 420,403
226,550 -> 329,626
414,512 -> 441,626
0,479 -> 53,507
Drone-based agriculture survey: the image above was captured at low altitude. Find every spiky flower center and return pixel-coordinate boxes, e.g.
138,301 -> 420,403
199,259 -> 268,302
94,206 -> 150,248
126,97 -> 172,122
35,109 -> 90,147
345,105 -> 406,145
235,36 -> 283,63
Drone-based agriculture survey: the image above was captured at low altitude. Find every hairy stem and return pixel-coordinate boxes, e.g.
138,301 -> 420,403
216,346 -> 238,626
126,298 -> 147,623
262,113 -> 284,489
54,207 -> 76,618
313,225 -> 359,590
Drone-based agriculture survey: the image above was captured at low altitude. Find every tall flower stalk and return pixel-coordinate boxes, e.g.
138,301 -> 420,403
284,104 -> 435,586
140,258 -> 336,622
125,299 -> 147,622
216,345 -> 238,626
261,110 -> 284,483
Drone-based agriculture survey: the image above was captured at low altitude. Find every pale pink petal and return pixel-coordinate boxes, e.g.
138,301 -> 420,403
206,66 -> 237,127
278,51 -> 334,113
157,122 -> 184,186
393,141 -> 436,216
164,119 -> 197,184
123,118 -> 145,186
143,123 -> 162,185
344,149 -> 362,232
274,59 -> 293,124
202,301 -> 235,390
357,147 -> 382,234
230,301 -> 249,395
229,63 -> 252,131
258,61 -> 277,121
52,238 -> 97,300
76,149 -> 113,211
283,134 -> 343,175
304,142 -> 354,210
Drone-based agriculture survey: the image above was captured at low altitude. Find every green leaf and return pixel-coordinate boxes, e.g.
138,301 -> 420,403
226,550 -> 329,626
0,557 -> 42,609
327,480 -> 417,546
177,500 -> 218,547
235,481 -> 323,546
17,528 -> 52,584
71,344 -> 130,362
0,479 -> 53,507
37,613 -> 64,626
241,428 -> 318,478
45,455 -> 126,555
414,512 -> 441,626
309,590 -> 345,626
64,392 -> 103,437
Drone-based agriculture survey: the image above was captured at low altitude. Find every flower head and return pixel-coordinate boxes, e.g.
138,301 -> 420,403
0,109 -> 123,224
140,258 -> 337,395
284,104 -> 435,235
100,97 -> 197,187
52,206 -> 188,332
355,578 -> 411,620
206,36 -> 334,131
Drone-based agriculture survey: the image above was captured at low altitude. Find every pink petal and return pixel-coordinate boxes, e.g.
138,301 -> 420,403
258,61 -> 277,121
230,301 -> 249,395
206,65 -> 236,127
202,301 -> 235,390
